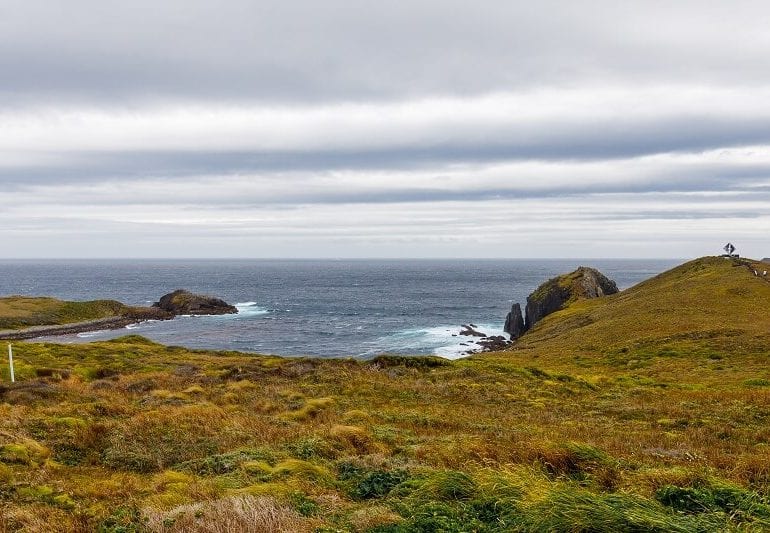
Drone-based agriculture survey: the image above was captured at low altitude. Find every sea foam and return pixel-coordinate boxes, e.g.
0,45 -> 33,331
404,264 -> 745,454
234,301 -> 270,317
365,323 -> 508,360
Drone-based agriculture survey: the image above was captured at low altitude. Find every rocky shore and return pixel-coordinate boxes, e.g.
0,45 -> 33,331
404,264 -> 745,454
454,324 -> 513,355
0,290 -> 237,341
0,316 -> 147,340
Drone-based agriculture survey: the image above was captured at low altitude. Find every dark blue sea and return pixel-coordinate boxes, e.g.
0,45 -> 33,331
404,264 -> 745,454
0,260 -> 677,358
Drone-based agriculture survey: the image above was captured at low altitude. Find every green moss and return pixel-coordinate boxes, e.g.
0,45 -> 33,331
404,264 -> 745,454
0,441 -> 50,466
272,459 -> 333,482
743,378 -> 770,387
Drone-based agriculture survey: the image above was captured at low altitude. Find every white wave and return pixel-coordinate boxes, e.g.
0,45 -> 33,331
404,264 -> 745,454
367,323 -> 508,360
76,330 -> 108,338
235,301 -> 270,317
124,323 -> 139,330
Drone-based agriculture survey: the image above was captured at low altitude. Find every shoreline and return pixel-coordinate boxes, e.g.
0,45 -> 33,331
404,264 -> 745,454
0,316 -> 150,341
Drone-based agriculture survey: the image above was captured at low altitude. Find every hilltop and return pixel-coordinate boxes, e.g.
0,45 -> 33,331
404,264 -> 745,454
1,257 -> 770,531
507,256 -> 770,375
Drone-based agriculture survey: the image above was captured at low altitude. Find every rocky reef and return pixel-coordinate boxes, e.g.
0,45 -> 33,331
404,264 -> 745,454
504,267 -> 618,339
153,290 -> 238,316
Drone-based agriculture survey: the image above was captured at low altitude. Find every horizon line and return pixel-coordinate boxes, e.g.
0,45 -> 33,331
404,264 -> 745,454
0,256 -> 691,261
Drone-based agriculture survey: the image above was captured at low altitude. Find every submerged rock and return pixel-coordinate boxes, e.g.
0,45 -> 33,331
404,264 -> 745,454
153,289 -> 238,316
459,324 -> 486,337
476,335 -> 512,352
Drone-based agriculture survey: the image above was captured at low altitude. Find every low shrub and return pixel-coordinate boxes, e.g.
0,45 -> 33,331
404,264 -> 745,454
368,355 -> 450,369
656,482 -> 770,522
522,485 -> 725,532
177,449 -> 275,476
103,406 -> 231,472
352,469 -> 410,500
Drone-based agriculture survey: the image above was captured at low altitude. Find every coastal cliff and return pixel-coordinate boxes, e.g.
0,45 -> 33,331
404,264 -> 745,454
504,266 -> 618,339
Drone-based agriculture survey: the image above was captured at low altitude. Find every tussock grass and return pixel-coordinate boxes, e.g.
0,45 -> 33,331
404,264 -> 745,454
330,425 -> 375,454
283,397 -> 336,421
143,495 -> 314,532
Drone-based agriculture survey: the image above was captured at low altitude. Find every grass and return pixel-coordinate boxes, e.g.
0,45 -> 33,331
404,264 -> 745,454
0,297 -> 129,330
0,256 -> 769,530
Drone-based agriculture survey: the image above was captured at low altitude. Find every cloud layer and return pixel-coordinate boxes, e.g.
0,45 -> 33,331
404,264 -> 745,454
1,1 -> 769,257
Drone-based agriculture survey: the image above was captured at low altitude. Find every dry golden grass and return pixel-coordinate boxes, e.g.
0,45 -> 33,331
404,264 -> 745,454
143,495 -> 314,532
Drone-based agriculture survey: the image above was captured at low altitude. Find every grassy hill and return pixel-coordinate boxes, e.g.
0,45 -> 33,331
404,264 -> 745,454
0,297 -> 130,330
510,256 -> 770,377
1,257 -> 770,531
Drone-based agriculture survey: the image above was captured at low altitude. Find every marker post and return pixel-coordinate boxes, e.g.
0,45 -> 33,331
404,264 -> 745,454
8,343 -> 15,383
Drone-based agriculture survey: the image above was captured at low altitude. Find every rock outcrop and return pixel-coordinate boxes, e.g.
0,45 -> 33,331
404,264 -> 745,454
504,267 -> 618,339
503,303 -> 525,339
153,290 -> 238,316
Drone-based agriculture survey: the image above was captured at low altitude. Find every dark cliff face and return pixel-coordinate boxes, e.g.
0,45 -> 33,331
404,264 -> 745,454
524,281 -> 572,331
153,290 -> 238,316
503,303 -> 525,339
504,267 -> 618,339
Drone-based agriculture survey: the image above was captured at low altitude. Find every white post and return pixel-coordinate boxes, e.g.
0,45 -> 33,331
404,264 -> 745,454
8,343 -> 15,383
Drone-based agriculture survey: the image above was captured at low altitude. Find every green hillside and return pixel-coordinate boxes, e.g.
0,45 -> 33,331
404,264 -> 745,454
1,257 -> 770,531
508,256 -> 770,380
0,297 -> 130,330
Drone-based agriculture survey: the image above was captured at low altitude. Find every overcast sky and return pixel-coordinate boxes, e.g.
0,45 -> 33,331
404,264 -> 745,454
1,0 -> 769,258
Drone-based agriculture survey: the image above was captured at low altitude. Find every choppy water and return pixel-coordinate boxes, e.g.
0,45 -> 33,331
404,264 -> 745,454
0,259 -> 677,358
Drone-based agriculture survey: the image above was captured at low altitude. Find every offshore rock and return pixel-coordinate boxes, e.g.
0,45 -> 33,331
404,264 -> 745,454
459,324 -> 487,337
153,289 -> 238,316
503,303 -> 525,339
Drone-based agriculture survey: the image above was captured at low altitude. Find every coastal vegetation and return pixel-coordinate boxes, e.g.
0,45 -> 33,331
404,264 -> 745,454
0,291 -> 235,340
0,297 -> 130,331
1,257 -> 770,531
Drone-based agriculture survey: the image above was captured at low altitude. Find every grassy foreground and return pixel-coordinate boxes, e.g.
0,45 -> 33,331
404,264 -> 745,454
1,257 -> 770,531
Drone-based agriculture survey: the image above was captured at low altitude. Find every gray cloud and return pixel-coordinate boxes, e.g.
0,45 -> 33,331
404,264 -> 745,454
1,1 -> 770,105
1,1 -> 770,257
2,113 -> 770,187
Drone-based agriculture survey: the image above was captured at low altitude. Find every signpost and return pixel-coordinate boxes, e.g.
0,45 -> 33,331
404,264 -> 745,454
8,343 -> 15,383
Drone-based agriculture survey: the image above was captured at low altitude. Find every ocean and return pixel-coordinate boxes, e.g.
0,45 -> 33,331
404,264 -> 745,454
0,259 -> 678,359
